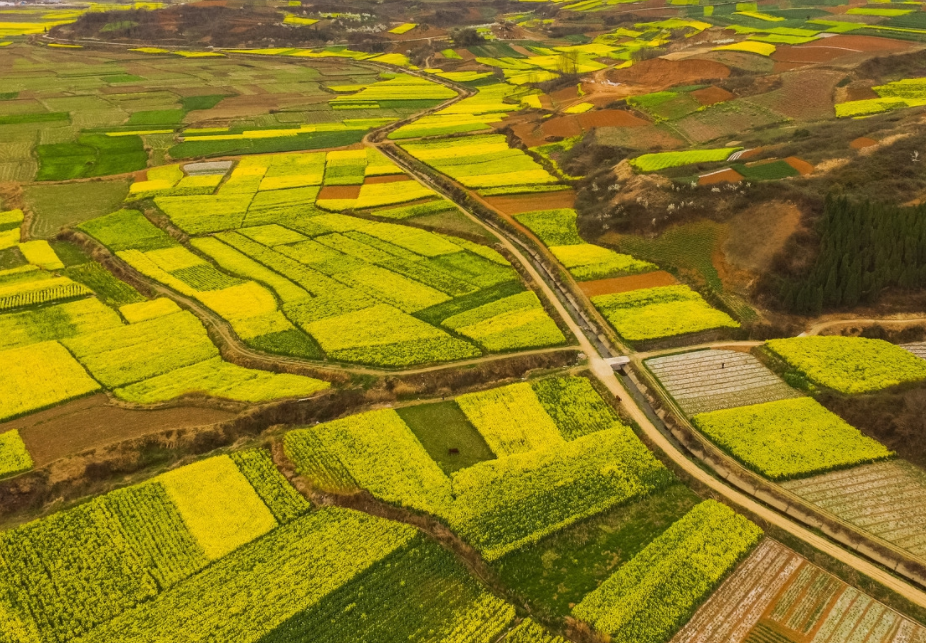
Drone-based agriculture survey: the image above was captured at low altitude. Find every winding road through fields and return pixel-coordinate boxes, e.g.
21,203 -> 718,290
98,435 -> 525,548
365,85 -> 926,609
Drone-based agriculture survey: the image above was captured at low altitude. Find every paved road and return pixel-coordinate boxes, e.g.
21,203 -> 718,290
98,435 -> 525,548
372,131 -> 926,610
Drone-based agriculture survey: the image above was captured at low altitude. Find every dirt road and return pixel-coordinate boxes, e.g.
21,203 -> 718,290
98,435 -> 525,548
373,132 -> 926,609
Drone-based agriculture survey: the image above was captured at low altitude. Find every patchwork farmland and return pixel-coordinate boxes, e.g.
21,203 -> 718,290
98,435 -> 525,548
1,0 -> 926,640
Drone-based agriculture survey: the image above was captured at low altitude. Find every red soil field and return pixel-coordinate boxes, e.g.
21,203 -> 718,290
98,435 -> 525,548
737,147 -> 765,161
851,136 -> 878,149
608,58 -> 731,91
484,190 -> 576,215
541,115 -> 583,138
511,121 -> 547,148
699,168 -> 744,185
578,270 -> 678,296
550,85 -> 581,103
577,109 -> 649,128
318,185 -> 361,199
691,86 -> 734,106
364,175 -> 410,184
4,395 -> 236,467
773,35 -> 914,64
784,156 -> 814,175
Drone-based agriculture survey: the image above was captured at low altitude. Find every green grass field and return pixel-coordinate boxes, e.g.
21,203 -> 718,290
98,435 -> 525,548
24,180 -> 130,238
397,401 -> 496,473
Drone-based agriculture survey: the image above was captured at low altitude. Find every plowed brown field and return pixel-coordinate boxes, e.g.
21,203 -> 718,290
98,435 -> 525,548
578,271 -> 678,296
5,395 -> 237,467
607,57 -> 731,91
484,190 -> 576,214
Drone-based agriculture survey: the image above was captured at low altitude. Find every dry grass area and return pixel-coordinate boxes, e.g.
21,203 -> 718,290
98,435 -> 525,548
722,200 -> 803,274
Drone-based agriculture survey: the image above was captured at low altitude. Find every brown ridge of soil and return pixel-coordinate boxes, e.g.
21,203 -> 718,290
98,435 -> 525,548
690,85 -> 734,106
607,57 -> 731,91
364,174 -> 410,184
851,136 -> 879,149
4,395 -> 238,468
538,94 -> 554,110
483,190 -> 576,215
577,109 -> 649,128
509,44 -> 533,57
318,185 -> 361,199
784,156 -> 814,175
454,48 -> 476,61
577,270 -> 678,297
698,168 -> 744,185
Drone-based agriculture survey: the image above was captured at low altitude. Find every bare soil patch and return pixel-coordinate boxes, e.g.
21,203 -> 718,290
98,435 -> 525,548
484,190 -> 576,215
846,84 -> 879,101
577,109 -> 649,128
4,395 -> 237,467
550,85 -> 580,104
364,174 -> 410,184
607,57 -> 730,91
511,121 -> 547,148
699,168 -> 744,185
698,50 -> 775,73
541,115 -> 583,139
723,200 -> 803,274
748,69 -> 843,121
595,125 -> 686,151
691,85 -> 734,106
773,35 -> 914,65
784,156 -> 814,175
318,185 -> 361,199
578,270 -> 678,296
738,147 -> 766,161
851,136 -> 878,149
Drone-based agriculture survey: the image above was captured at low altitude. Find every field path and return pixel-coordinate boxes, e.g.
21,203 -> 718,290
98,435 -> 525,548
371,126 -> 926,610
805,316 -> 926,336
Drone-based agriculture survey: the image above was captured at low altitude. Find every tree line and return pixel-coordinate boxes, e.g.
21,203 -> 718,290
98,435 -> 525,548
780,195 -> 926,314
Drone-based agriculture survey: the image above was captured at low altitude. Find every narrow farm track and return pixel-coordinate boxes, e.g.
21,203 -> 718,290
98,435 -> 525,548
805,316 -> 926,336
371,129 -> 926,610
76,231 -> 578,379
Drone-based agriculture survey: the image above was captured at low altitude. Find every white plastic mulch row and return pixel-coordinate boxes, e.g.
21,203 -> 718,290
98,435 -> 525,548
671,538 -> 926,643
901,343 -> 926,361
783,460 -> 926,559
645,349 -> 799,416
